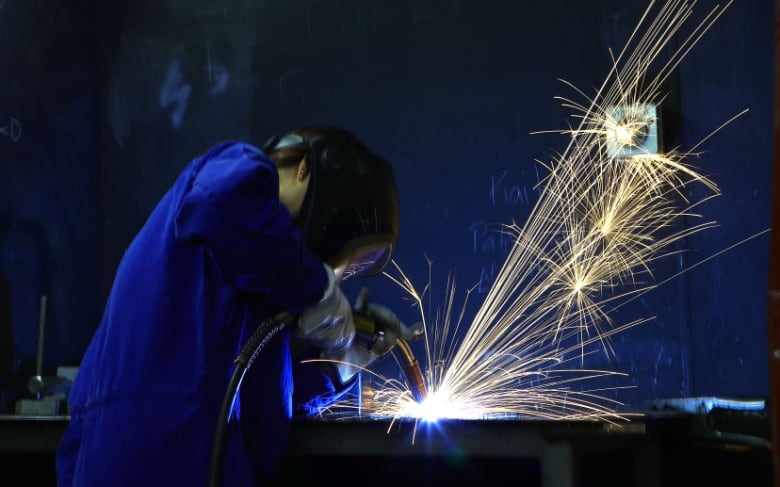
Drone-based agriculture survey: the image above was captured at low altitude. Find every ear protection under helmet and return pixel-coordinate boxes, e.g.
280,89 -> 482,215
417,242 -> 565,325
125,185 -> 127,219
262,127 -> 399,278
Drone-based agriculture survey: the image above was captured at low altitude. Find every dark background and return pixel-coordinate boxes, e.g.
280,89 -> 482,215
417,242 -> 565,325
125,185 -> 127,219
0,0 -> 774,414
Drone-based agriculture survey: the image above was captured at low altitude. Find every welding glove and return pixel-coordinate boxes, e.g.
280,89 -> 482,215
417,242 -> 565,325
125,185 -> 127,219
353,287 -> 424,356
296,264 -> 356,356
322,287 -> 423,385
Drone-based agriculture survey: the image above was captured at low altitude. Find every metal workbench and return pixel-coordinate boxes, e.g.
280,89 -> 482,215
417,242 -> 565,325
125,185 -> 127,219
0,407 -> 772,486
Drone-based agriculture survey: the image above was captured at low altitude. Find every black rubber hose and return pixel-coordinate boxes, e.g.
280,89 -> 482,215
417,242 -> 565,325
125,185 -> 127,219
208,312 -> 294,487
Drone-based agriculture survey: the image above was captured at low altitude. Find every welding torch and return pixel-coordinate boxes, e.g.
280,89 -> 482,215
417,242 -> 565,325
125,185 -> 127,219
394,336 -> 427,404
352,289 -> 427,403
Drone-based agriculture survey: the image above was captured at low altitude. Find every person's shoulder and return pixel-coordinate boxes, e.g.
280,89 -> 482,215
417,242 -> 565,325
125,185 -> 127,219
201,140 -> 267,161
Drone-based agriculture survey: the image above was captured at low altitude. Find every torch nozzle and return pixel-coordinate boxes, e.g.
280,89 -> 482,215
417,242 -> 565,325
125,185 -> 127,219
397,338 -> 427,403
351,289 -> 427,403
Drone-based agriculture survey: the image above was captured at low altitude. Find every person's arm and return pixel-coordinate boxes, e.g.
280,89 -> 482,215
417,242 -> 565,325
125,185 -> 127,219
174,141 -> 356,400
174,141 -> 327,312
292,288 -> 425,416
173,142 -> 338,481
173,141 -> 385,426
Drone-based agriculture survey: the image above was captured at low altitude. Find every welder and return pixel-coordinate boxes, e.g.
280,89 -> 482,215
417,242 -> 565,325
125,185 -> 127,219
55,126 -> 420,486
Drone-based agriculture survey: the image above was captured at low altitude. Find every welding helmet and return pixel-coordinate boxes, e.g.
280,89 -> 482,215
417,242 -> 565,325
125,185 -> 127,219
262,128 -> 399,280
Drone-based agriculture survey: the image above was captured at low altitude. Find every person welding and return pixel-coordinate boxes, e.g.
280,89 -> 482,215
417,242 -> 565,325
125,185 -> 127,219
55,126 -> 422,486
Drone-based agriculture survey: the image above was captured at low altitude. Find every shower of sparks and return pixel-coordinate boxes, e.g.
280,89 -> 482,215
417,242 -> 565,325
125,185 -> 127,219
308,0 -> 747,426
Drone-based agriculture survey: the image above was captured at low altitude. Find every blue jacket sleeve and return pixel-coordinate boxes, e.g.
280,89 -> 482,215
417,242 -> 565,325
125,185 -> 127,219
173,142 -> 327,312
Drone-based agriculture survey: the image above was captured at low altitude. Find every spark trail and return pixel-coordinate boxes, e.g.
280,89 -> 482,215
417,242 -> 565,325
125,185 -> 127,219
312,0 -> 744,424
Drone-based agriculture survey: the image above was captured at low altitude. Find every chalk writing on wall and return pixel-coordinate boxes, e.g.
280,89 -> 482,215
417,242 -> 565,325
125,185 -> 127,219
490,169 -> 533,208
207,63 -> 229,96
471,170 -> 538,293
0,117 -> 21,142
158,58 -> 231,128
158,59 -> 192,129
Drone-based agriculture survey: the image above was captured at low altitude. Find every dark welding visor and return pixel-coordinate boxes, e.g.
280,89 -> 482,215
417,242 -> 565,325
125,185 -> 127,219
262,130 -> 399,279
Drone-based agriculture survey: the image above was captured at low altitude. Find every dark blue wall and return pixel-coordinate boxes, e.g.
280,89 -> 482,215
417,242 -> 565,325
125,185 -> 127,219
0,0 -> 100,407
0,0 -> 774,412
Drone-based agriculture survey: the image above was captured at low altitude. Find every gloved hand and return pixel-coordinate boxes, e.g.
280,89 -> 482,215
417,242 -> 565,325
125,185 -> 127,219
323,287 -> 423,385
353,288 -> 424,356
296,264 -> 355,355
